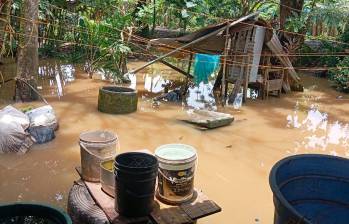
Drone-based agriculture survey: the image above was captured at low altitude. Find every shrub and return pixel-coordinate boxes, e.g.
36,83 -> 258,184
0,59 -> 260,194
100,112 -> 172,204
330,56 -> 349,93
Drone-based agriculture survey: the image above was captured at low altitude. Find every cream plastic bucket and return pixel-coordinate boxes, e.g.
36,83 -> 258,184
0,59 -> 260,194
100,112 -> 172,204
155,144 -> 197,204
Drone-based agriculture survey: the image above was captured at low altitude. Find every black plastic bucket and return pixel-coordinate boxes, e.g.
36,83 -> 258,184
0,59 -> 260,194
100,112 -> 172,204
114,152 -> 158,217
270,154 -> 349,224
0,203 -> 72,224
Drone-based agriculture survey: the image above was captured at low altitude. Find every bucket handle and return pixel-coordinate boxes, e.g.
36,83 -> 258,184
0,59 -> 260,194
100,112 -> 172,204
80,143 -> 106,160
80,142 -> 116,161
80,133 -> 121,160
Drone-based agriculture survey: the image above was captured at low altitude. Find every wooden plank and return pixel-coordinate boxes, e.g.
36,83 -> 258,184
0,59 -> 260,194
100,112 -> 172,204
151,207 -> 193,224
266,34 -> 300,82
180,191 -> 222,220
179,110 -> 234,129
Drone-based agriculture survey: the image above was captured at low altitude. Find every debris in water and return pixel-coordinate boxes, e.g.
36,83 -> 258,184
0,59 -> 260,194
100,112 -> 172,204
21,176 -> 31,181
17,194 -> 23,200
152,100 -> 160,108
55,193 -> 63,201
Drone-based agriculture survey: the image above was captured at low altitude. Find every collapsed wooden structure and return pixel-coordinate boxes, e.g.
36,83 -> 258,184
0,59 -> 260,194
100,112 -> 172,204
130,12 -> 300,103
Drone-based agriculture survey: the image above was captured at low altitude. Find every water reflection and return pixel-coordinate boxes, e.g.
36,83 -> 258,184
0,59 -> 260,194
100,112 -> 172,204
144,74 -> 170,93
287,104 -> 349,154
185,82 -> 217,110
127,73 -> 137,90
38,63 -> 75,98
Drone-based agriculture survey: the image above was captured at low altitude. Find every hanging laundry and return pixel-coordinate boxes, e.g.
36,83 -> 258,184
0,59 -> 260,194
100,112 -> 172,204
193,53 -> 220,85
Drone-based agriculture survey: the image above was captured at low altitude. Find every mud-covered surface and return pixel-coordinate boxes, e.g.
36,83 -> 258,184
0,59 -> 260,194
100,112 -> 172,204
0,59 -> 349,223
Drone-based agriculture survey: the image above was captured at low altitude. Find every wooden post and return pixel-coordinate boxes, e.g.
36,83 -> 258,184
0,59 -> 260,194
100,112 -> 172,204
187,53 -> 193,74
243,55 -> 250,103
152,0 -> 156,34
221,27 -> 230,106
184,53 -> 193,95
241,29 -> 252,103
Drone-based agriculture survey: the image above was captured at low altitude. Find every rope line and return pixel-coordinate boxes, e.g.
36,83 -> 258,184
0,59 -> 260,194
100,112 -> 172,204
2,29 -> 349,72
38,2 -> 349,47
1,3 -> 349,73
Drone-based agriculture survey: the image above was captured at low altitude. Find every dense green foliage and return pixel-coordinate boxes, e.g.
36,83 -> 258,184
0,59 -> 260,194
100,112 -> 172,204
330,56 -> 349,92
1,0 -> 349,87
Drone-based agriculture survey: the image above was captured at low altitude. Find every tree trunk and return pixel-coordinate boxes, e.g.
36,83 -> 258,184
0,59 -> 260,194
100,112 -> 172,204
151,0 -> 156,34
16,0 -> 39,101
279,0 -> 317,61
0,0 -> 12,62
133,0 -> 149,36
279,0 -> 304,30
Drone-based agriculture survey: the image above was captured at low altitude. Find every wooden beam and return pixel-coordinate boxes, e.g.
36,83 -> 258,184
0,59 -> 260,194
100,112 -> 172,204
128,12 -> 259,75
130,42 -> 193,78
159,59 -> 193,78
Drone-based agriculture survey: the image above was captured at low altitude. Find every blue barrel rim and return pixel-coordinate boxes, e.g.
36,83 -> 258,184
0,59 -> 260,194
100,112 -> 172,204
0,202 -> 72,224
269,154 -> 349,224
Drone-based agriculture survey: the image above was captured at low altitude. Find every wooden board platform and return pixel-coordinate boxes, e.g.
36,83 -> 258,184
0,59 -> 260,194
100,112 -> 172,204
75,167 -> 221,224
179,110 -> 234,129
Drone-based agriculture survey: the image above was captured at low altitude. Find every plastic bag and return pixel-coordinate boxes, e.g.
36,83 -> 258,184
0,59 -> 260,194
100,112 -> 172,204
25,105 -> 58,130
25,105 -> 58,144
28,126 -> 55,144
0,106 -> 33,154
233,93 -> 243,109
0,105 -> 30,129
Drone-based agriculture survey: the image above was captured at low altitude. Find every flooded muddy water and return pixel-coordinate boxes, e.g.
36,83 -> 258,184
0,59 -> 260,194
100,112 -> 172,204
0,60 -> 349,223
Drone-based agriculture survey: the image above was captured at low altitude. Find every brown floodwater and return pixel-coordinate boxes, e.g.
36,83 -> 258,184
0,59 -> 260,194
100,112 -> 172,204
0,59 -> 349,223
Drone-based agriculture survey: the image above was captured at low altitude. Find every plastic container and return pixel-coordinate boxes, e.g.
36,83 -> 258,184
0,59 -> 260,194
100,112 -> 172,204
114,152 -> 158,217
0,203 -> 72,224
270,154 -> 349,224
155,144 -> 197,204
79,130 -> 117,182
100,160 -> 115,197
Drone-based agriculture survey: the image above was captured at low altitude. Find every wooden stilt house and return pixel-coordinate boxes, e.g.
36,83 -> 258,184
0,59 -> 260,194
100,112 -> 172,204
142,13 -> 300,103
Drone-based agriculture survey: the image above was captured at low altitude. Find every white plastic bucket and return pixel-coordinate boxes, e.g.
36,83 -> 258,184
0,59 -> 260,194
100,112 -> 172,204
79,130 -> 117,182
155,144 -> 197,204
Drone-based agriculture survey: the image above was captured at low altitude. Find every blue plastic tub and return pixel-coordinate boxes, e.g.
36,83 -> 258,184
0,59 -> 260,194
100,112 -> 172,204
0,203 -> 72,224
270,154 -> 349,224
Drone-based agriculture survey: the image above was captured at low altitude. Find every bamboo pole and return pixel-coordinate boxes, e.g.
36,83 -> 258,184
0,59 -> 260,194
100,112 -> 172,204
221,27 -> 230,106
130,42 -> 193,78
